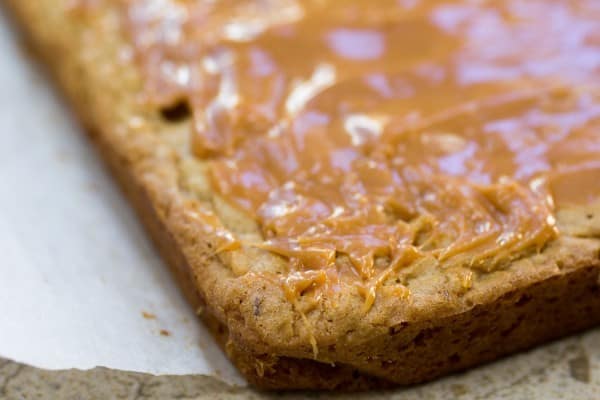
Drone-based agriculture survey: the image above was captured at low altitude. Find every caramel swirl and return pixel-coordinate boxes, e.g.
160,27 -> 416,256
115,0 -> 600,301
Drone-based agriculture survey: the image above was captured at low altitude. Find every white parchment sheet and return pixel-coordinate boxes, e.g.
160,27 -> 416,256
0,9 -> 243,386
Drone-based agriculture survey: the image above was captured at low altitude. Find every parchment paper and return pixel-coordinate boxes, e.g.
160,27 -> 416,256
0,9 -> 243,386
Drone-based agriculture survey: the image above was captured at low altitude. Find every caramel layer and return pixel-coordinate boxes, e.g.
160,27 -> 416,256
110,0 -> 600,300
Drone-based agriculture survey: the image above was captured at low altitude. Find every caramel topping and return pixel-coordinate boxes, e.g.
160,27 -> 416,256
113,0 -> 600,303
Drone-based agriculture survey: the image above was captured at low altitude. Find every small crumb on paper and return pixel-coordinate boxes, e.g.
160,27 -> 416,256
141,311 -> 156,320
160,329 -> 171,337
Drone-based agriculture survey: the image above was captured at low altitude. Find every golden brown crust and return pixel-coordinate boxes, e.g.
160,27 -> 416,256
6,0 -> 600,390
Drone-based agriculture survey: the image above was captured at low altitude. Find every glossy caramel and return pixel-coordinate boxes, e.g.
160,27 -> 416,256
118,0 -> 600,302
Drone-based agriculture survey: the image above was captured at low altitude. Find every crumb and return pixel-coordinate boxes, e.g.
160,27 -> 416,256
160,329 -> 171,337
141,311 -> 156,319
